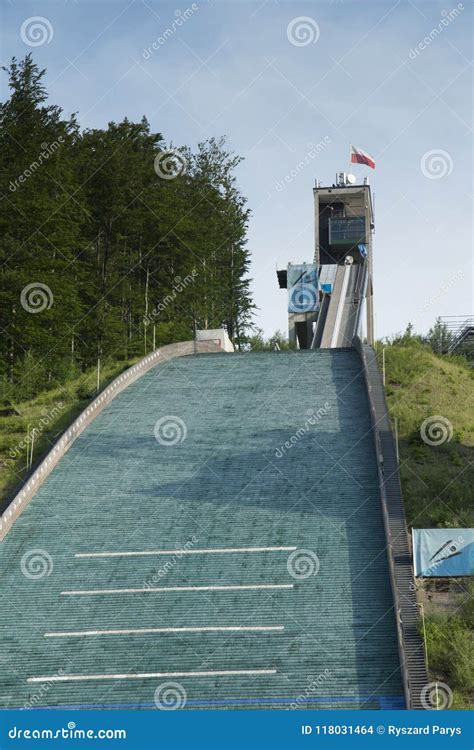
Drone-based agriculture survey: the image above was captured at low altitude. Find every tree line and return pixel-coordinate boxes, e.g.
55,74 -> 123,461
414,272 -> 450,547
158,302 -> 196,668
0,55 -> 253,401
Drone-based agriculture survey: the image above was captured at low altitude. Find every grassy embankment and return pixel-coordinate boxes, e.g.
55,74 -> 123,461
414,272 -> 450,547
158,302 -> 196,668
379,341 -> 473,709
0,358 -> 140,508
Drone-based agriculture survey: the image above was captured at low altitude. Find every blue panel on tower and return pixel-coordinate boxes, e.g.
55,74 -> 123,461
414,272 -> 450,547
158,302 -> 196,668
287,264 -> 319,314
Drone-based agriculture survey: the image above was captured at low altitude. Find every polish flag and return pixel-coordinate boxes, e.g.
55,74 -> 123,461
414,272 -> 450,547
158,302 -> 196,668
350,145 -> 375,169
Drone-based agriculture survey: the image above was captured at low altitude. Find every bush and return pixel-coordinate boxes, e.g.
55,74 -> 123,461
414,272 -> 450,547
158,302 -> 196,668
424,583 -> 474,702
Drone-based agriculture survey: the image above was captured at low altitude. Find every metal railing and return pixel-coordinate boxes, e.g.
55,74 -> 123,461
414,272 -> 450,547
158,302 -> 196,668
353,336 -> 428,709
436,316 -> 474,355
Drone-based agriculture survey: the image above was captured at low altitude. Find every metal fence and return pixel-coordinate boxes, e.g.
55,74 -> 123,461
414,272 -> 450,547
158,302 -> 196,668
437,316 -> 474,355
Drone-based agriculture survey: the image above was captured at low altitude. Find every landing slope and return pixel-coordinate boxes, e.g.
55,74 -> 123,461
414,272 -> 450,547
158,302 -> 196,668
0,350 -> 404,709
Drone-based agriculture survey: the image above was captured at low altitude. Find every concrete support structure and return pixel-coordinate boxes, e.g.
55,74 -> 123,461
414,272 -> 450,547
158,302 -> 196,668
288,312 -> 318,349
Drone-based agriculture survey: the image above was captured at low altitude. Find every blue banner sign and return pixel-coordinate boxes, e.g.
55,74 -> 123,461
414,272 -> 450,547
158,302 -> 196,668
287,264 -> 319,314
412,528 -> 474,577
0,709 -> 472,750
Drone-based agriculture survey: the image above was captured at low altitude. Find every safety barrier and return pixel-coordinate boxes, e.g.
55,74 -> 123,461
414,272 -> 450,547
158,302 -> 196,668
354,336 -> 428,710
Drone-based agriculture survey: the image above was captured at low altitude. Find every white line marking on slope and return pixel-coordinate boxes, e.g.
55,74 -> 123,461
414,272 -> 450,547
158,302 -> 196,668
44,625 -> 285,637
27,668 -> 277,683
61,583 -> 294,596
75,546 -> 297,558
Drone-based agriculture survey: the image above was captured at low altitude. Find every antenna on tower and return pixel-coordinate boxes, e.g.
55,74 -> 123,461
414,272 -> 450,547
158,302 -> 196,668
336,172 -> 356,186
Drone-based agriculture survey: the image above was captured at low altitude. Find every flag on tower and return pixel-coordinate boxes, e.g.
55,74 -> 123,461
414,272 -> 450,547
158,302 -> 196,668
350,145 -> 375,169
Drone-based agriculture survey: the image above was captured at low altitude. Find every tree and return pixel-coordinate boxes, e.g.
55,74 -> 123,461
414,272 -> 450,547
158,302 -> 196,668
0,55 -> 85,398
244,329 -> 291,351
0,57 -> 254,399
424,318 -> 453,354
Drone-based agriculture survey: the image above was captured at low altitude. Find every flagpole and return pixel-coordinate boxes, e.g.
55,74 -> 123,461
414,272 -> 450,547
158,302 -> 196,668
348,143 -> 352,176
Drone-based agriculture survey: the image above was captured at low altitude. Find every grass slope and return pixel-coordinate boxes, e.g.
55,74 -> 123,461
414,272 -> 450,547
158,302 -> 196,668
380,342 -> 473,528
379,341 -> 473,709
0,357 -> 140,509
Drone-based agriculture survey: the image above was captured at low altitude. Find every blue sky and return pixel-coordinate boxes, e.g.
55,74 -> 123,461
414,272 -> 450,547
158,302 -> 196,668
1,0 -> 472,339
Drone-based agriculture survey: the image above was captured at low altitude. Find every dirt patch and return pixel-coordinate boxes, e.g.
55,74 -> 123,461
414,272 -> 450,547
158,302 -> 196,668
416,578 -> 470,616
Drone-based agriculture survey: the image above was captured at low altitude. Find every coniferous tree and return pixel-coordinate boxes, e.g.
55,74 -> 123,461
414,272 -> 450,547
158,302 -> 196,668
0,57 -> 253,401
0,55 -> 85,398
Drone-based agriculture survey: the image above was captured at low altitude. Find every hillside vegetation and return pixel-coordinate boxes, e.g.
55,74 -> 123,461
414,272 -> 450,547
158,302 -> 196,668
0,357 -> 139,509
380,341 -> 473,528
379,339 -> 473,709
